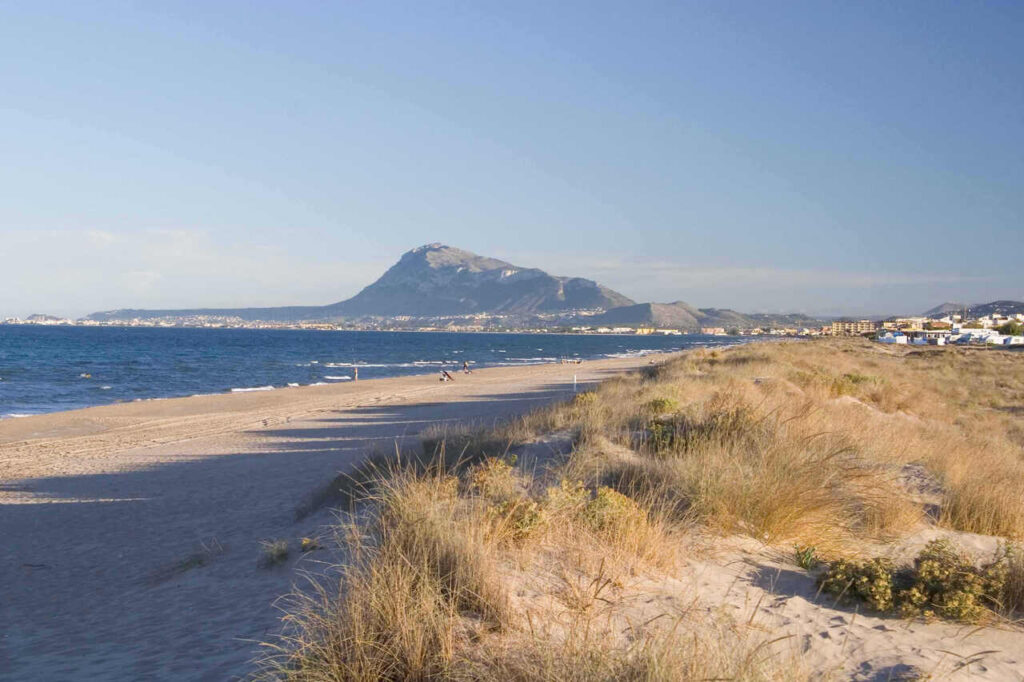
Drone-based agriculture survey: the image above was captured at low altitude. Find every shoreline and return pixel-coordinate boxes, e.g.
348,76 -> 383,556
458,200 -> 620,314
0,351 -> 681,452
0,350 -> 682,679
0,326 -> 736,422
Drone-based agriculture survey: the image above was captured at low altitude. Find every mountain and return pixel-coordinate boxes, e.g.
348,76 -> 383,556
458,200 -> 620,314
923,300 -> 1024,319
964,300 -> 1024,317
922,302 -> 967,317
591,302 -> 745,331
86,244 -> 634,322
326,244 -> 633,317
592,302 -> 704,329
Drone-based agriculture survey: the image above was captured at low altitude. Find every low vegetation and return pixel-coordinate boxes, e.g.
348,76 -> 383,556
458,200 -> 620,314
260,539 -> 291,568
260,338 -> 1024,679
820,539 -> 1022,622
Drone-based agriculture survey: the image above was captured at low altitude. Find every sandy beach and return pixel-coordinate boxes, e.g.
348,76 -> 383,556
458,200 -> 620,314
0,353 -> 673,680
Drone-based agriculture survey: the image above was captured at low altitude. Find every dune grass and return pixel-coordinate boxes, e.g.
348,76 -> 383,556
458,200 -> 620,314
261,338 -> 1024,679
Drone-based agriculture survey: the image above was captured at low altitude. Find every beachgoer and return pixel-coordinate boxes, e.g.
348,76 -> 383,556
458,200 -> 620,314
463,361 -> 471,374
443,370 -> 455,382
354,367 -> 359,381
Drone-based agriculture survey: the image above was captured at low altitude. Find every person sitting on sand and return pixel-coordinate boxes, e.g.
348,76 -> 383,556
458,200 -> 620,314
440,370 -> 455,382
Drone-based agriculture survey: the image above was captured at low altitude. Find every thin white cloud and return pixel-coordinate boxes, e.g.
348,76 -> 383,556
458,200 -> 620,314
511,251 -> 988,292
120,270 -> 162,293
86,229 -> 116,246
0,228 -> 388,317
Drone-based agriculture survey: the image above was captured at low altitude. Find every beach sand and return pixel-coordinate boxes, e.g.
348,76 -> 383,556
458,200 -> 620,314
0,354 -> 672,680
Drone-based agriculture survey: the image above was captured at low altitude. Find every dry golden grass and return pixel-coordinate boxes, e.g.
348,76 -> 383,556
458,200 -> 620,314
261,339 -> 1024,679
543,339 -> 1024,546
260,451 -> 802,680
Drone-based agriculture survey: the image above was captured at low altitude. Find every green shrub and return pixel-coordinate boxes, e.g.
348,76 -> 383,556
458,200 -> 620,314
646,418 -> 677,452
545,479 -> 590,517
819,557 -> 895,612
468,457 -> 521,502
488,497 -> 546,543
898,539 -> 1006,622
644,397 -> 679,414
300,537 -> 322,553
259,539 -> 290,568
794,545 -> 818,570
819,540 -> 1012,622
582,486 -> 647,536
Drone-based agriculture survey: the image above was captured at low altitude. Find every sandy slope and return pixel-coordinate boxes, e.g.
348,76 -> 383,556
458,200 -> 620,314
0,355 -> 669,681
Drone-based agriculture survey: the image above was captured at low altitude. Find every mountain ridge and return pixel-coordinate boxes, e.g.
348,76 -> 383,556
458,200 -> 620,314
923,300 -> 1024,318
588,301 -> 822,332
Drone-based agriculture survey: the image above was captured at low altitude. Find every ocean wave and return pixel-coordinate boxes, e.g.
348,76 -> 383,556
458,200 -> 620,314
323,375 -> 352,381
487,357 -> 559,366
100,385 -> 112,390
2,413 -> 35,419
324,362 -> 387,368
287,382 -> 300,387
602,349 -> 659,359
324,360 -> 447,369
230,385 -> 275,392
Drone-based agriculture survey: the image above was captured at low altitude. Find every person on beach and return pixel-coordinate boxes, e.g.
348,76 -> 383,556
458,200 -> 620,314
353,367 -> 358,381
463,361 -> 471,374
440,370 -> 455,382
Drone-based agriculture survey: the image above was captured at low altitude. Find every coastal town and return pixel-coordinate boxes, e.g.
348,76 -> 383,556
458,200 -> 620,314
837,312 -> 1024,346
5,310 -> 1023,346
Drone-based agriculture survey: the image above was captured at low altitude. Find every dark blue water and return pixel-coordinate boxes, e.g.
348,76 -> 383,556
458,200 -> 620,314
0,326 -> 739,418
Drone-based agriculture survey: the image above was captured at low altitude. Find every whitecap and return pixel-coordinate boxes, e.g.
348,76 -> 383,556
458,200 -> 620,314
230,385 -> 275,393
323,375 -> 352,381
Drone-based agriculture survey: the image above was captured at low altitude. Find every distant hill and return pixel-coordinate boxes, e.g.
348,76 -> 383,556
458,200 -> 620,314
592,302 -> 704,329
966,300 -> 1024,317
923,300 -> 1024,319
922,302 -> 968,317
86,244 -> 634,322
590,302 -> 824,331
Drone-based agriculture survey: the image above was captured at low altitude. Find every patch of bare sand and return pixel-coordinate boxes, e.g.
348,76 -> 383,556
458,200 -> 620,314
500,532 -> 1024,681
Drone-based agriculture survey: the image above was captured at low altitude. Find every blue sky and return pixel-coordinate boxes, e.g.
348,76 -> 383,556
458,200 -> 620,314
2,1 -> 1021,318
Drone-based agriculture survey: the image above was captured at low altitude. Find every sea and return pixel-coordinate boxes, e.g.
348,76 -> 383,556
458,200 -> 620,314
0,325 -> 741,419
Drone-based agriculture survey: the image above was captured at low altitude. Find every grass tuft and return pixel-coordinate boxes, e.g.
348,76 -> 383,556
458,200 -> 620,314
260,539 -> 290,568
